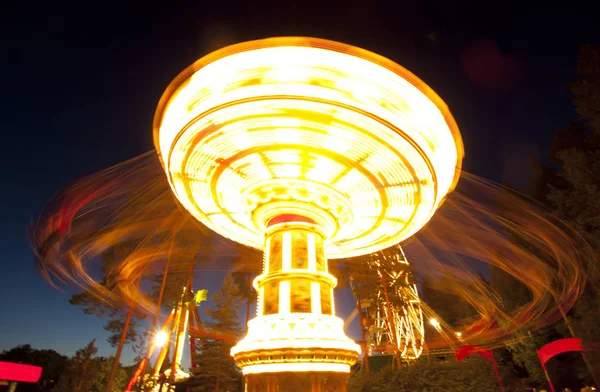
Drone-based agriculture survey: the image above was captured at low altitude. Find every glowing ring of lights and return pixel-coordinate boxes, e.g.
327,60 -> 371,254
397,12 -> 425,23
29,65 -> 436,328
230,314 -> 360,373
154,37 -> 463,258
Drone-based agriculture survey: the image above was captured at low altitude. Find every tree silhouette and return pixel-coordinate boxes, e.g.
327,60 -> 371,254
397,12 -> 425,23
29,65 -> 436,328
545,43 -> 600,383
52,340 -> 128,392
191,274 -> 243,392
0,344 -> 68,391
69,241 -> 145,348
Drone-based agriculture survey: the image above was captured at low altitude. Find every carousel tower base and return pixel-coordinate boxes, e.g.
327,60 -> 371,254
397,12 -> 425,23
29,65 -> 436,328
231,217 -> 360,391
245,372 -> 349,392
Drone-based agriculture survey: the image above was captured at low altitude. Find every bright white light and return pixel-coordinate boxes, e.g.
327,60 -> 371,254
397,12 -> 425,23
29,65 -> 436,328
455,332 -> 462,337
429,318 -> 440,328
242,362 -> 350,375
154,331 -> 169,347
230,313 -> 361,356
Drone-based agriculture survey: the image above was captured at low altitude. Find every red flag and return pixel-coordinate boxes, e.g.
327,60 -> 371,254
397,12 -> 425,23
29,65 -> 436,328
455,345 -> 504,391
537,338 -> 583,365
455,344 -> 493,362
0,362 -> 42,383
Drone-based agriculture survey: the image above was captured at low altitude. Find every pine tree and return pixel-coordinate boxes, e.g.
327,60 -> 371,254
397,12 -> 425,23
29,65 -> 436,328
69,241 -> 145,347
547,44 -> 600,259
54,340 -> 99,392
231,241 -> 262,331
91,357 -> 128,392
52,340 -> 129,392
131,328 -> 150,364
191,274 -> 244,392
149,220 -> 216,312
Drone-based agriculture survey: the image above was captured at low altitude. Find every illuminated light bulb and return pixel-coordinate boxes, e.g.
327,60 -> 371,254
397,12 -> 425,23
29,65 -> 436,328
154,331 -> 169,347
430,318 -> 440,328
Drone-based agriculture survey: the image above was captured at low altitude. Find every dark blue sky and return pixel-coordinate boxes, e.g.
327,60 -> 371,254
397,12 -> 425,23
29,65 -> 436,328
1,1 -> 597,366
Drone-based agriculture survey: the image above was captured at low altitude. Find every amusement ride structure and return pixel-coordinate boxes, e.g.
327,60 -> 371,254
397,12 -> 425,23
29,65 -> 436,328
349,244 -> 425,362
151,36 -> 463,391
126,276 -> 208,391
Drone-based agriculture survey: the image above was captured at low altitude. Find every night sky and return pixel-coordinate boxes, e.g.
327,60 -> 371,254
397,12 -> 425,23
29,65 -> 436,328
1,1 -> 598,367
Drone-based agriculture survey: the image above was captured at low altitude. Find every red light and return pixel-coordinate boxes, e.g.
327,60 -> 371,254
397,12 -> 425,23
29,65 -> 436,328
266,214 -> 315,227
0,362 -> 42,383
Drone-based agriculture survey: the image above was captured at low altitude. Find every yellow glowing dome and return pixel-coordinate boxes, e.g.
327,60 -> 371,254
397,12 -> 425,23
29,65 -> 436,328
154,37 -> 463,258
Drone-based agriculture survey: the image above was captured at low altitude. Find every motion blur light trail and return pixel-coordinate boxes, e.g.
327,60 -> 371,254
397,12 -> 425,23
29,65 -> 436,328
31,152 -> 262,315
30,158 -> 593,349
398,172 -> 594,349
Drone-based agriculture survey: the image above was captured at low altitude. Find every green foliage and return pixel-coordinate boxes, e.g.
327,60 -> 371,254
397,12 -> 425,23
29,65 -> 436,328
0,344 -> 68,391
547,44 -> 600,256
52,340 -> 128,392
230,241 -> 262,331
231,271 -> 257,304
104,316 -> 141,348
131,328 -> 149,365
232,270 -> 257,330
545,43 -> 600,382
53,339 -> 99,392
69,289 -> 141,348
348,357 -> 501,392
69,289 -> 118,319
488,264 -> 547,386
548,145 -> 600,251
505,331 -> 548,386
230,242 -> 262,302
568,289 -> 600,380
190,274 -> 244,392
505,43 -> 600,388
89,357 -> 128,392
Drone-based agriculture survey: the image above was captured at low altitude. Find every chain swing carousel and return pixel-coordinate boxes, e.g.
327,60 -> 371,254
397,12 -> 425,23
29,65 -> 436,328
152,36 -> 463,391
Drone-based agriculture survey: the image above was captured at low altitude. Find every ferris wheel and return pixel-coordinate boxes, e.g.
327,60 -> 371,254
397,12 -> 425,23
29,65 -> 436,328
351,244 -> 425,360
